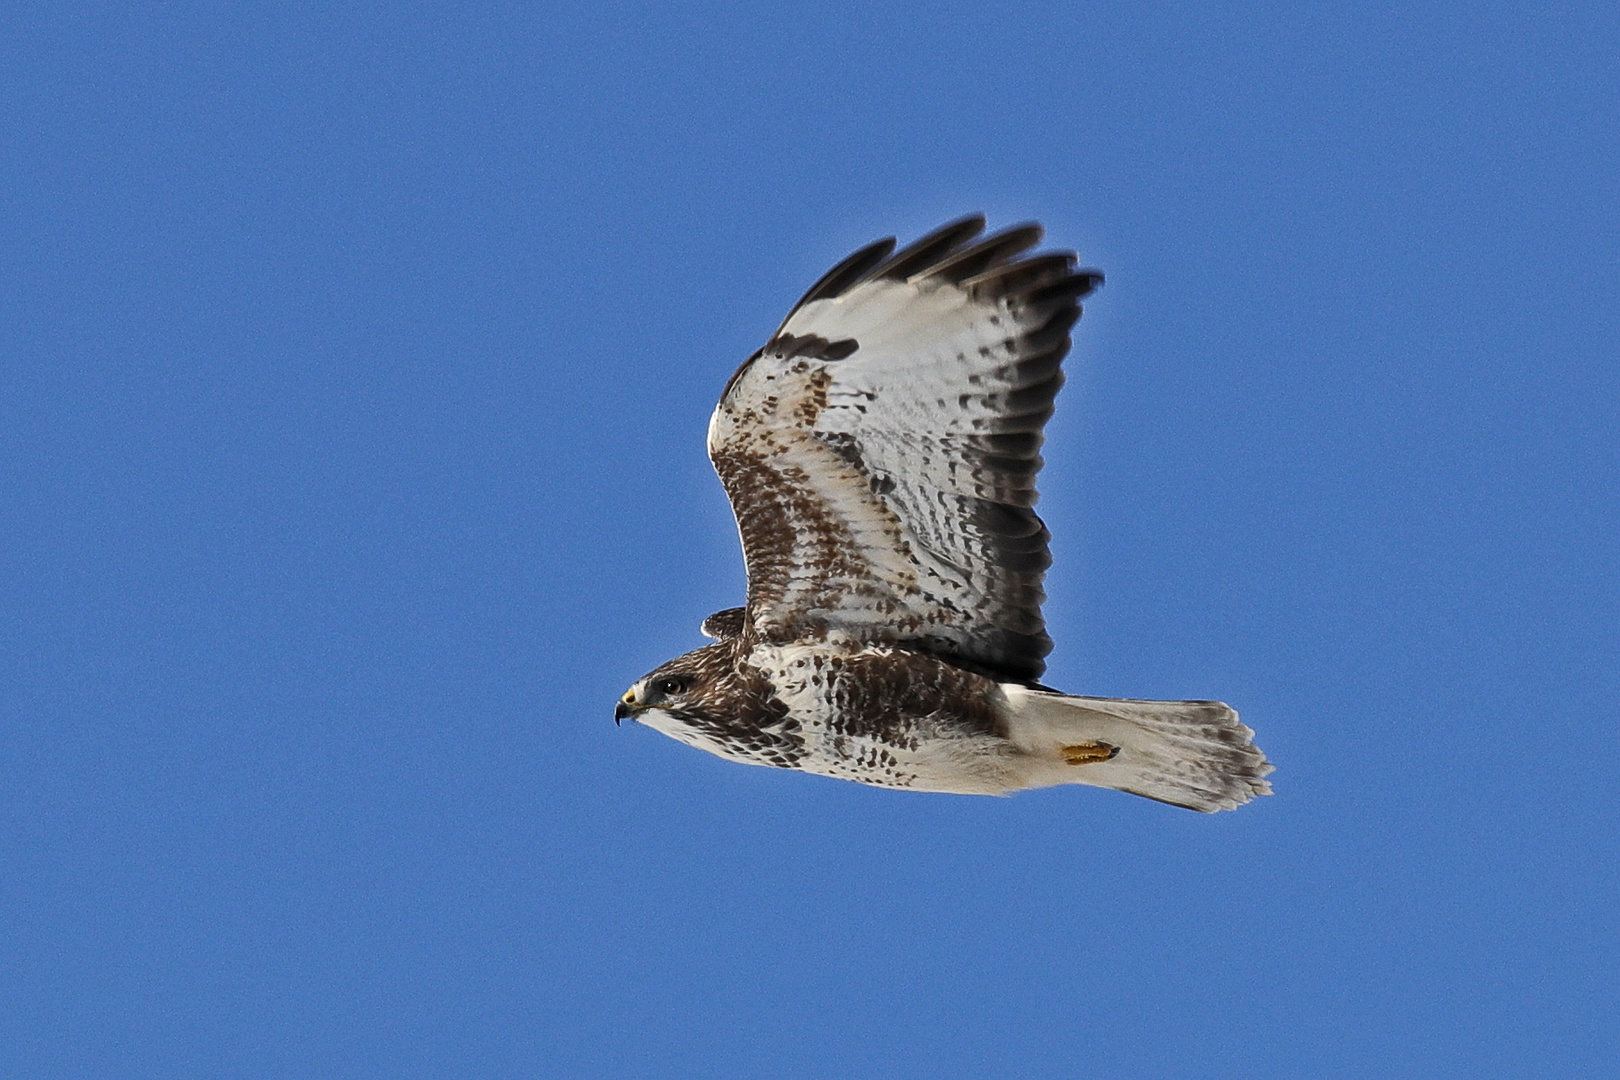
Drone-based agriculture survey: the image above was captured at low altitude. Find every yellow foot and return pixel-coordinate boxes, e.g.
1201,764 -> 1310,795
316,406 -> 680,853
1061,741 -> 1120,766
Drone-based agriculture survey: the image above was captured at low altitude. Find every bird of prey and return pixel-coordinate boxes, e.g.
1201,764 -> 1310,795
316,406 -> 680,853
617,215 -> 1272,811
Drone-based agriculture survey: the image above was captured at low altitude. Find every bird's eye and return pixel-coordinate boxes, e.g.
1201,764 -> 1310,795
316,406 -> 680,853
654,676 -> 689,696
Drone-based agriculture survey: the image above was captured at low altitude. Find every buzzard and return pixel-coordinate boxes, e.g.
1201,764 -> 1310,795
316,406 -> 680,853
617,215 -> 1272,811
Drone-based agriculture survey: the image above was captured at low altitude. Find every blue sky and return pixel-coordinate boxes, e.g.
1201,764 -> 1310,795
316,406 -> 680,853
2,2 -> 1616,1076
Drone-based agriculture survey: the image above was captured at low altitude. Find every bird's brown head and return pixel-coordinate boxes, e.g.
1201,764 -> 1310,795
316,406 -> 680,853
615,643 -> 734,727
615,641 -> 803,768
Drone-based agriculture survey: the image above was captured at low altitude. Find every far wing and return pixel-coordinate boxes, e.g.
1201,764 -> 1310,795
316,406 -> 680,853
707,216 -> 1100,684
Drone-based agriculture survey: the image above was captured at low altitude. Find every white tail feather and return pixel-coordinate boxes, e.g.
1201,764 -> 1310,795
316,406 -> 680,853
998,686 -> 1273,812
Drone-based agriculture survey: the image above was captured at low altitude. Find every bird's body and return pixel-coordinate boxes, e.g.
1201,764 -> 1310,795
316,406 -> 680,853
619,216 -> 1273,811
635,636 -> 1007,793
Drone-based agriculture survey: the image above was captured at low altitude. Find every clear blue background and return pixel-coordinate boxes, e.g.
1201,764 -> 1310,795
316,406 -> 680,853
3,2 -> 1615,1077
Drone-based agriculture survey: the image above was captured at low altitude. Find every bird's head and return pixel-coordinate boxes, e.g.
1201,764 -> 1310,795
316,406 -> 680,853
615,644 -> 731,730
616,669 -> 700,725
616,643 -> 801,766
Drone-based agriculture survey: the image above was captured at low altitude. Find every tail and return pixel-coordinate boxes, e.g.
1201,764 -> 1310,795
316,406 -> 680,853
998,686 -> 1273,812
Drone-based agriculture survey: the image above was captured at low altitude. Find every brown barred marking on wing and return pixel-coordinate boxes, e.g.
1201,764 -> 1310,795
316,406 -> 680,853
763,332 -> 860,362
708,216 -> 1102,684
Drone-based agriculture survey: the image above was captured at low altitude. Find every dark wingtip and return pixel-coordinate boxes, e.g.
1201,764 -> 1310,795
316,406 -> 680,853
778,235 -> 897,328
874,214 -> 988,281
924,223 -> 1045,284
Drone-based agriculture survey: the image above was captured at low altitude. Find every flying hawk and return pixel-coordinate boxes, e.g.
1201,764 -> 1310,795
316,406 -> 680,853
617,215 -> 1272,811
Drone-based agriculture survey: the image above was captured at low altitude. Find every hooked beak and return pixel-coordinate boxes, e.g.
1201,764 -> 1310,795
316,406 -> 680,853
614,689 -> 638,725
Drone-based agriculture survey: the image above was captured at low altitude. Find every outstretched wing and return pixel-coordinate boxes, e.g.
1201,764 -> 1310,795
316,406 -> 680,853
707,215 -> 1101,684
